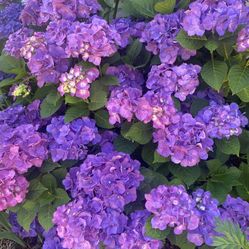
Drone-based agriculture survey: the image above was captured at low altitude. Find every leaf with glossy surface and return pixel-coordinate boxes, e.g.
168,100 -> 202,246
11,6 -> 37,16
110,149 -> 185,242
113,136 -> 138,154
201,60 -> 228,90
154,0 -> 176,14
64,103 -> 89,123
94,109 -> 114,129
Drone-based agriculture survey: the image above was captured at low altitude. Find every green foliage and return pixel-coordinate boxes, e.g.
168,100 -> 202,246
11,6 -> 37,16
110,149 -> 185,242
40,88 -> 63,118
121,121 -> 153,145
215,137 -> 240,156
228,65 -> 249,94
206,161 -> 241,202
201,60 -> 228,91
0,54 -> 26,75
89,79 -> 108,111
168,163 -> 201,187
169,231 -> 195,249
176,30 -> 207,50
212,219 -> 249,249
123,39 -> 143,64
236,163 -> 249,201
154,0 -> 176,14
113,136 -> 138,154
64,102 -> 89,123
94,109 -> 114,129
145,216 -> 170,240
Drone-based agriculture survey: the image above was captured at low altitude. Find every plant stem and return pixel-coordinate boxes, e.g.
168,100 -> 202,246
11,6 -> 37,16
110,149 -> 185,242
113,0 -> 120,19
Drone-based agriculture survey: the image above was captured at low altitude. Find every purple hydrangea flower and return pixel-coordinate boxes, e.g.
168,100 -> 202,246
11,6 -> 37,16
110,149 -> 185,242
136,90 -> 180,129
4,28 -> 33,58
106,65 -> 144,124
147,63 -> 201,101
197,101 -> 248,139
187,189 -> 220,246
145,185 -> 200,234
42,227 -> 63,249
46,116 -> 101,162
0,169 -> 29,211
195,88 -> 225,105
0,124 -> 48,174
53,197 -> 128,249
220,195 -> 249,239
99,131 -> 118,153
107,86 -> 142,125
140,11 -> 196,64
58,65 -> 99,99
21,0 -> 101,26
9,212 -> 43,239
66,16 -> 122,65
118,210 -> 163,249
63,152 -> 144,209
0,3 -> 22,40
182,0 -> 249,36
237,25 -> 249,52
153,113 -> 213,167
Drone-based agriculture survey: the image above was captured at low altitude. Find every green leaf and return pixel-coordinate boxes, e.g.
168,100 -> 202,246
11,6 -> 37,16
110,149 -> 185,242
94,109 -> 114,129
139,167 -> 168,195
123,39 -> 143,64
0,231 -> 26,247
176,30 -> 207,50
237,87 -> 249,102
38,191 -> 56,207
121,122 -> 152,145
212,219 -> 249,249
40,160 -> 61,173
236,163 -> 249,201
0,212 -> 11,230
145,216 -> 170,240
207,164 -> 241,202
38,205 -> 56,231
176,0 -> 190,9
88,80 -> 108,111
127,0 -> 158,18
228,65 -> 249,94
168,163 -> 201,186
52,168 -> 68,183
216,37 -> 235,59
170,232 -> 195,249
215,137 -> 240,156
65,95 -> 82,104
154,0 -> 176,14
204,39 -> 219,52
97,75 -> 119,86
40,89 -> 63,118
41,174 -> 57,192
17,207 -> 37,232
201,60 -> 228,90
0,55 -> 26,75
190,98 -> 209,116
113,136 -> 138,154
53,188 -> 70,207
64,102 -> 89,123
153,151 -> 168,163
27,179 -> 48,200
0,78 -> 16,88
34,84 -> 55,100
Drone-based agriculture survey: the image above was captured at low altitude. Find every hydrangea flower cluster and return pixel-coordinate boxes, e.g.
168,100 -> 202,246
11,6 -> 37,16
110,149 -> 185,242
106,65 -> 144,124
58,65 -> 99,99
66,17 -> 121,65
153,113 -> 214,167
187,189 -> 220,246
0,3 -> 22,40
9,83 -> 31,99
220,195 -> 249,239
136,90 -> 180,129
0,169 -> 29,211
140,11 -> 196,64
145,185 -> 200,234
42,227 -> 63,249
237,25 -> 249,52
21,0 -> 101,26
197,101 -> 248,139
147,63 -> 201,101
46,116 -> 101,162
182,0 -> 249,36
54,152 -> 144,248
118,210 -> 163,249
145,185 -> 223,247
